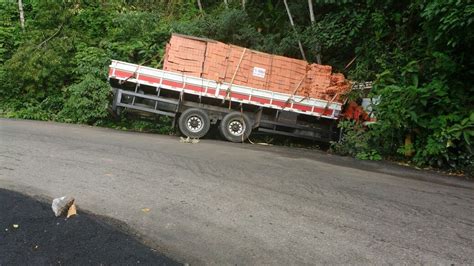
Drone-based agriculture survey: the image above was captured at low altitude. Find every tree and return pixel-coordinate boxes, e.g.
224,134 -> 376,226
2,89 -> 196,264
197,0 -> 203,13
18,0 -> 24,31
308,0 -> 315,23
307,0 -> 321,64
283,0 -> 307,61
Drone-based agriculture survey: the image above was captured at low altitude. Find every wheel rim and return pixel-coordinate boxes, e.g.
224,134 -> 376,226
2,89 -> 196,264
186,115 -> 204,133
228,120 -> 245,136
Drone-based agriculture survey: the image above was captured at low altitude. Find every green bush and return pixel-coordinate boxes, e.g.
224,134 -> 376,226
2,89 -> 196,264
57,75 -> 110,124
330,120 -> 381,161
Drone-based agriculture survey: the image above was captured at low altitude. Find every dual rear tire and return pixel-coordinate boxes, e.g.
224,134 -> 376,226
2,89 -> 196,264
218,112 -> 252,143
178,108 -> 211,139
178,109 -> 251,142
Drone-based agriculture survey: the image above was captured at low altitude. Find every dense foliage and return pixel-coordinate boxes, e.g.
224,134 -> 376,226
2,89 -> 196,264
0,0 -> 472,173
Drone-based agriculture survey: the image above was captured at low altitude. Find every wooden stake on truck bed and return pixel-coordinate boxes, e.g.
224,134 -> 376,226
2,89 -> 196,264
285,74 -> 307,107
225,48 -> 247,108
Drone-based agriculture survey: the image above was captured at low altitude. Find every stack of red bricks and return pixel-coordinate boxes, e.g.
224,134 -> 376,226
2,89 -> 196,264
269,55 -> 307,94
163,34 -> 351,103
163,36 -> 206,77
202,41 -> 228,81
304,64 -> 349,101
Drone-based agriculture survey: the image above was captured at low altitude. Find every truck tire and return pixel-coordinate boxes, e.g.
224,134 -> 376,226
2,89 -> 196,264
219,112 -> 252,142
178,108 -> 211,139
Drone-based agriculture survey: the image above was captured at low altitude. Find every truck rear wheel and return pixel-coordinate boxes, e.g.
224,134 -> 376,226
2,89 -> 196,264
219,112 -> 252,142
178,108 -> 211,139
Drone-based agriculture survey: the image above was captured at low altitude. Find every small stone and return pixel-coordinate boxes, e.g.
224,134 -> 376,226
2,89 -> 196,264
52,196 -> 75,217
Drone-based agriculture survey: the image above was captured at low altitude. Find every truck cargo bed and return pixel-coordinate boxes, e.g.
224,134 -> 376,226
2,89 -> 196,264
109,60 -> 342,120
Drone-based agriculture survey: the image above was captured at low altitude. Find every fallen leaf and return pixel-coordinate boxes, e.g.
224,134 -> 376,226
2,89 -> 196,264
141,208 -> 150,213
67,203 -> 77,218
397,162 -> 410,167
256,142 -> 272,146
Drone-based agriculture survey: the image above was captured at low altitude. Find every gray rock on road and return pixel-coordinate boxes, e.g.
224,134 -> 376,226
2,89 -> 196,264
51,196 -> 75,217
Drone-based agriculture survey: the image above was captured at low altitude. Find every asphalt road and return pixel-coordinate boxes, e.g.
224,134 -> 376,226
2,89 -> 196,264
1,119 -> 473,265
0,188 -> 178,265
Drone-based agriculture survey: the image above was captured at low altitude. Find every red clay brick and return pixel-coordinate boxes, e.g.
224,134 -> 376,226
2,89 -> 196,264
163,34 -> 352,102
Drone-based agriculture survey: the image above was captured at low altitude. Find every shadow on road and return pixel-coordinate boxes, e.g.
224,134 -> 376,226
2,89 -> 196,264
0,188 -> 180,265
